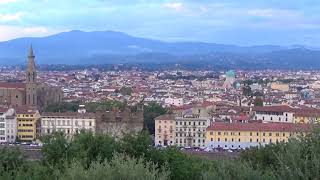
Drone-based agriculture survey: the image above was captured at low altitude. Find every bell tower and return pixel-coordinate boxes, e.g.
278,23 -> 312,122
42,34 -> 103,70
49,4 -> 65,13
26,45 -> 37,107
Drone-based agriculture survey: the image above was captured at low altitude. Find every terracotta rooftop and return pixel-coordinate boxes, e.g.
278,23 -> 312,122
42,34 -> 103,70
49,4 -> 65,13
42,112 -> 96,119
155,114 -> 176,120
0,82 -> 25,89
207,122 -> 313,132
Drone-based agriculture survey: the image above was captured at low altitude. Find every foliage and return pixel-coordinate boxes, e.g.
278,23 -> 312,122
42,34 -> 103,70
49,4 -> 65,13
59,154 -> 170,180
86,100 -> 127,112
119,86 -> 133,96
45,101 -> 80,112
144,102 -> 167,135
2,129 -> 320,180
242,85 -> 252,97
254,97 -> 264,106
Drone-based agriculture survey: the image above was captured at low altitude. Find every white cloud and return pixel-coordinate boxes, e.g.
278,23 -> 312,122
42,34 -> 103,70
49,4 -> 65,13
247,9 -> 299,18
0,12 -> 23,22
163,2 -> 184,12
0,0 -> 19,4
0,25 -> 61,41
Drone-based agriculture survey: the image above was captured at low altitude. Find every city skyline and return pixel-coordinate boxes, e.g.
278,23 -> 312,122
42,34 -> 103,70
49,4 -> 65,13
0,0 -> 319,46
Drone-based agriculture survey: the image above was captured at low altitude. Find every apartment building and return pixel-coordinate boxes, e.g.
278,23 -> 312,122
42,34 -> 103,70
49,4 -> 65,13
16,108 -> 40,141
294,112 -> 320,124
253,106 -> 295,123
154,114 -> 175,146
41,112 -> 96,138
175,114 -> 210,148
206,122 -> 311,149
0,108 -> 16,143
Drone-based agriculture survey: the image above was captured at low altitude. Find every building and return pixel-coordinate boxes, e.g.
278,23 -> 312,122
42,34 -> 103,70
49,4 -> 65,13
154,114 -> 176,146
16,107 -> 40,141
0,108 -> 16,143
294,112 -> 320,124
253,105 -> 320,124
253,105 -> 295,123
95,105 -> 144,138
206,122 -> 312,149
0,46 -> 63,109
270,82 -> 289,92
41,112 -> 96,138
164,97 -> 184,107
223,70 -> 236,89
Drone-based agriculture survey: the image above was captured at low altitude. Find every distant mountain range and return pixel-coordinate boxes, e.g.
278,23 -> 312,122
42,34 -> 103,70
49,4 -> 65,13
0,30 -> 319,69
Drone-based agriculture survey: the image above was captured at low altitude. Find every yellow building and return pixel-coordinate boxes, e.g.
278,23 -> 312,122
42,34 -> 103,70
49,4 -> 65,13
16,108 -> 40,141
206,122 -> 311,149
294,112 -> 320,124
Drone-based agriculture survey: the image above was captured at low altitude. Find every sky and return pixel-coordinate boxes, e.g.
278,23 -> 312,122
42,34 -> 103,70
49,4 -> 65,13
0,0 -> 320,46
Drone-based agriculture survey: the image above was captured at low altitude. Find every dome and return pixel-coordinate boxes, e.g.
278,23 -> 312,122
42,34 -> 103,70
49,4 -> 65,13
226,70 -> 235,78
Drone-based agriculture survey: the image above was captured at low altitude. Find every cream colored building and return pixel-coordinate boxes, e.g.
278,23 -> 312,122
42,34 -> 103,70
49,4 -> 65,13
270,82 -> 289,91
154,114 -> 176,146
41,112 -> 96,138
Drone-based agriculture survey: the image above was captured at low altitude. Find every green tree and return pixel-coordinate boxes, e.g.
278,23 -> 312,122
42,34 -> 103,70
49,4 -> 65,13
144,102 -> 167,135
254,97 -> 264,106
119,86 -> 133,96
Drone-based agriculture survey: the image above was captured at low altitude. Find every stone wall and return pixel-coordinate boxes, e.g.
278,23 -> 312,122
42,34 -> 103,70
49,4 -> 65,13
95,105 -> 144,138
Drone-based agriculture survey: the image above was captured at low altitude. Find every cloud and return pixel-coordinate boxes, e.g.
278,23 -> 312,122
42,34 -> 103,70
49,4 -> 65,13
0,0 -> 18,4
0,25 -> 60,41
163,2 -> 184,11
0,12 -> 23,22
247,8 -> 299,18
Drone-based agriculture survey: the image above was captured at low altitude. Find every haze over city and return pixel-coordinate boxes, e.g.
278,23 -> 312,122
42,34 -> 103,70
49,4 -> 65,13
1,0 -> 320,46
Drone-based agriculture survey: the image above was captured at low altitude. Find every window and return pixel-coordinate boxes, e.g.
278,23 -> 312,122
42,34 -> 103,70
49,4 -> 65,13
269,133 -> 272,136
218,138 -> 220,142
250,139 -> 252,142
256,139 -> 259,142
238,138 -> 241,142
238,132 -> 241,135
250,132 -> 252,136
211,138 -> 213,141
283,133 -> 285,137
218,132 -> 221,135
210,132 -> 213,135
256,132 -> 259,136
263,133 -> 265,136
225,138 -> 227,142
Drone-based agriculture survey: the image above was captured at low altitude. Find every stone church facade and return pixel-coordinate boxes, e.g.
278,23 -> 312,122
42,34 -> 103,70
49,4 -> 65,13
0,46 -> 63,109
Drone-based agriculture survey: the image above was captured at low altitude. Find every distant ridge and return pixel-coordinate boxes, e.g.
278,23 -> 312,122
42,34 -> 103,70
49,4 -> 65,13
0,30 -> 319,68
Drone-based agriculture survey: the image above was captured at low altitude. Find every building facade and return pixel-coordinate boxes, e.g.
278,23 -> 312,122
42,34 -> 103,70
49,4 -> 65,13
206,122 -> 311,149
154,114 -> 175,146
16,108 -> 40,141
0,108 -> 16,143
294,112 -> 320,124
95,106 -> 144,138
253,106 -> 295,123
41,112 -> 96,138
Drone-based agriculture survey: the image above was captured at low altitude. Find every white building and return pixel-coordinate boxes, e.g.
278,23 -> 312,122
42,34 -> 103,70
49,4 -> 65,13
253,106 -> 295,123
0,108 -> 16,143
164,97 -> 184,107
175,115 -> 210,147
41,112 -> 96,138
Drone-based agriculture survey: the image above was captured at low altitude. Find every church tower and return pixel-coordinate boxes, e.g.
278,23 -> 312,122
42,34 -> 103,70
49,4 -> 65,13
26,45 -> 37,107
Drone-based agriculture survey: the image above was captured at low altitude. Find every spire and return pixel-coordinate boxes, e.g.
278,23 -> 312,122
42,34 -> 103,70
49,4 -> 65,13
27,44 -> 36,71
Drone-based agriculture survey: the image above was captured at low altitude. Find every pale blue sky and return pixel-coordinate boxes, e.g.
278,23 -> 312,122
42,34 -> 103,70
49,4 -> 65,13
0,0 -> 319,46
